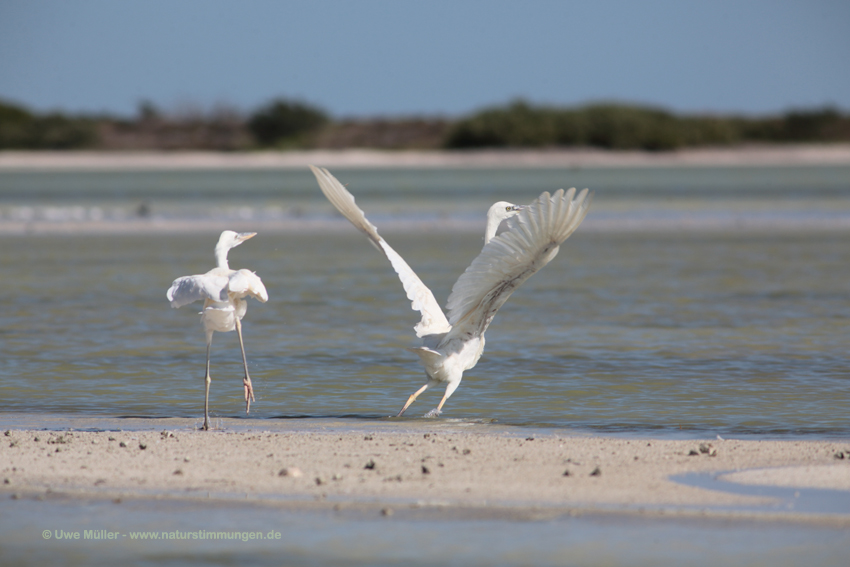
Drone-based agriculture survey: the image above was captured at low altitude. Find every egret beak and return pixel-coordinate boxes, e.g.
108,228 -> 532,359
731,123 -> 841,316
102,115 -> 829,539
237,232 -> 257,243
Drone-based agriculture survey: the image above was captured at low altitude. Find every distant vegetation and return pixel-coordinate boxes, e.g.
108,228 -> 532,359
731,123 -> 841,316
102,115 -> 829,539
1,97 -> 848,151
444,100 -> 850,150
0,101 -> 98,149
247,99 -> 329,147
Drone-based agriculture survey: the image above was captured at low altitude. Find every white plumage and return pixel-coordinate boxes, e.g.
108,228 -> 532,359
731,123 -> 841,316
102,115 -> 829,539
167,230 -> 268,430
310,166 -> 591,417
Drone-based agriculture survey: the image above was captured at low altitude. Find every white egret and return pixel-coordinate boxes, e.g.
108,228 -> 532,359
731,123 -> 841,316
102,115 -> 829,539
167,230 -> 268,430
310,166 -> 591,417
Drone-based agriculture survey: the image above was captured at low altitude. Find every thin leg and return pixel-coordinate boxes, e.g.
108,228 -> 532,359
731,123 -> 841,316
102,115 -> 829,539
397,382 -> 430,417
235,318 -> 255,414
436,392 -> 449,412
203,333 -> 213,431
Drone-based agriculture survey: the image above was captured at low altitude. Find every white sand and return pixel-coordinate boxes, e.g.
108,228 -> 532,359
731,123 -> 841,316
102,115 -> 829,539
2,426 -> 849,521
1,145 -> 850,170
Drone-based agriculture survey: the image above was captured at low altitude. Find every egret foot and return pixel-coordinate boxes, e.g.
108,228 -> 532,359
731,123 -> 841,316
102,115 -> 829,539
243,376 -> 255,414
423,408 -> 442,418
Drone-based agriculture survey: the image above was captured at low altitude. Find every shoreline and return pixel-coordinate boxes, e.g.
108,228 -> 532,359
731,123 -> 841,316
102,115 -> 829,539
3,420 -> 850,524
4,216 -> 850,237
2,144 -> 850,170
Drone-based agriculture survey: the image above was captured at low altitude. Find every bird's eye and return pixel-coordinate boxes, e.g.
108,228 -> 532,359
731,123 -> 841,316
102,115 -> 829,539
505,206 -> 512,212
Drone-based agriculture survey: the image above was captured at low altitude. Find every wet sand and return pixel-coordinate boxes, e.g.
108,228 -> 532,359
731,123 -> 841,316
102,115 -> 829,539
2,422 -> 849,522
1,144 -> 850,170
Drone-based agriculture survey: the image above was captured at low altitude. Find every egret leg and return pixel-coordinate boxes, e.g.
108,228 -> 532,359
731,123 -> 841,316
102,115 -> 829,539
235,318 -> 255,414
397,383 -> 430,417
203,333 -> 213,431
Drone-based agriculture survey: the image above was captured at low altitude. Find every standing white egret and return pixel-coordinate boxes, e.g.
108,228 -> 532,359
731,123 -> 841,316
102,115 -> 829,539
310,166 -> 591,417
167,230 -> 268,430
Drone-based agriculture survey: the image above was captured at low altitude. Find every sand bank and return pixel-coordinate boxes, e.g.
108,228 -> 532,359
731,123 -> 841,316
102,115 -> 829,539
2,145 -> 850,170
2,423 -> 849,521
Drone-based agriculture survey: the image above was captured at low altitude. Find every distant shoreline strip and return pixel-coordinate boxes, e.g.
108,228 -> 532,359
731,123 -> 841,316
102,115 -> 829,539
3,214 -> 850,235
2,145 -> 850,171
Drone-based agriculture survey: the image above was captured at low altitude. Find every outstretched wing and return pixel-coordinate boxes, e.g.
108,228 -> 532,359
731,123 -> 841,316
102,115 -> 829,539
229,269 -> 269,303
167,274 -> 230,308
310,165 -> 451,337
443,187 -> 591,343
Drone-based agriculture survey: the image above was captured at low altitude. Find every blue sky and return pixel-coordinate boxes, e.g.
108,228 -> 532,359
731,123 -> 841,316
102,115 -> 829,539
1,0 -> 848,118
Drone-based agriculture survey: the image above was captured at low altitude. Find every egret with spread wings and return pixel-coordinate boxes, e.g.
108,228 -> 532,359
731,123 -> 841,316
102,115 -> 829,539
310,166 -> 591,417
167,230 -> 268,430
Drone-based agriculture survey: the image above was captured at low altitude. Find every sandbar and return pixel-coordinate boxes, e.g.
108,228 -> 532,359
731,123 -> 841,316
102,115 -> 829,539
3,422 -> 849,523
1,145 -> 850,171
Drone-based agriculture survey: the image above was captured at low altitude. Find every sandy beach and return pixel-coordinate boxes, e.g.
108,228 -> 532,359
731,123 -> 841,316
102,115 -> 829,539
2,423 -> 849,523
2,144 -> 850,170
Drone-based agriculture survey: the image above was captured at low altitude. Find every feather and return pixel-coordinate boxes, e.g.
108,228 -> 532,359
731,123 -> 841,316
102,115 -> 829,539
167,274 -> 229,308
229,269 -> 269,302
310,165 -> 451,337
443,188 -> 591,342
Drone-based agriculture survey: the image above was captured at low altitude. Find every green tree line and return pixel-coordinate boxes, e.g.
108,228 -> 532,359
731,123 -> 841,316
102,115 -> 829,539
0,101 -> 98,149
1,97 -> 848,151
444,100 -> 850,150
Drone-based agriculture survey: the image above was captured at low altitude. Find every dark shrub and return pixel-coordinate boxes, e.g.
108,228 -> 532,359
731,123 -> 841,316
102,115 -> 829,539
782,107 -> 848,141
248,99 -> 329,146
0,99 -> 97,149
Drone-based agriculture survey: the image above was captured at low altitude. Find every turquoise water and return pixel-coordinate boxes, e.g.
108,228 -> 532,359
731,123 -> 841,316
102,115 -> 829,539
1,166 -> 849,436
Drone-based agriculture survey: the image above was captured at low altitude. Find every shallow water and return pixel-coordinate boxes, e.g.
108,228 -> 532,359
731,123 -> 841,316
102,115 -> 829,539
4,495 -> 850,567
3,165 -> 850,230
1,166 -> 849,437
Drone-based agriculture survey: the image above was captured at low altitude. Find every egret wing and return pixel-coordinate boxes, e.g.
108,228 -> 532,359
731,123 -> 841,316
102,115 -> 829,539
443,188 -> 591,342
229,269 -> 269,302
167,274 -> 230,308
310,165 -> 451,337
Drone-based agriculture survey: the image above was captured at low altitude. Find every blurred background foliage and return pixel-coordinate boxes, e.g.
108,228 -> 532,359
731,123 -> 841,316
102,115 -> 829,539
444,100 -> 850,150
1,97 -> 848,151
247,99 -> 329,148
0,101 -> 98,149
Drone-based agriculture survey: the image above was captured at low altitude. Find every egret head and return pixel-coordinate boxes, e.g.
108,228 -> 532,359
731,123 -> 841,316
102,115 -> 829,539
215,230 -> 257,268
484,202 -> 523,243
489,201 -> 523,222
217,230 -> 256,250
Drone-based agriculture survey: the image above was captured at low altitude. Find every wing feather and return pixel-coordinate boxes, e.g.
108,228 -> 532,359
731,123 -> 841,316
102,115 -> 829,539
229,270 -> 269,302
310,165 -> 451,337
167,274 -> 229,308
443,187 -> 591,341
